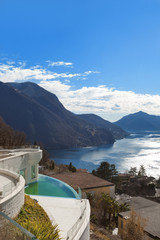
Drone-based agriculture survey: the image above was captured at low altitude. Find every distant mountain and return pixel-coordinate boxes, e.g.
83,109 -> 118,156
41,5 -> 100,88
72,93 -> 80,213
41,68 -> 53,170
114,111 -> 160,132
0,81 -> 115,149
78,114 -> 128,139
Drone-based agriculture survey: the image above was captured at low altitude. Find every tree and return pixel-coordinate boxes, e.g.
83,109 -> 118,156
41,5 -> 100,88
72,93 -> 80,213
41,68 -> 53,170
13,131 -> 26,146
156,177 -> 160,188
138,165 -> 146,176
110,164 -> 118,179
93,161 -> 118,181
88,193 -> 129,229
123,209 -> 147,240
39,145 -> 50,166
119,202 -> 130,213
68,162 -> 76,172
49,160 -> 55,170
128,167 -> 137,176
0,116 -> 26,148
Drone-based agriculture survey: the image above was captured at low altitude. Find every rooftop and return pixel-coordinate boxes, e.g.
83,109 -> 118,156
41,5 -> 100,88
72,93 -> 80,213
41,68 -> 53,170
51,172 -> 114,190
119,196 -> 160,238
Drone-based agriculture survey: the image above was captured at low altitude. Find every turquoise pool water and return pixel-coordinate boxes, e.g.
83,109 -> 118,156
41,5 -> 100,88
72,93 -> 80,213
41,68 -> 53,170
25,174 -> 79,199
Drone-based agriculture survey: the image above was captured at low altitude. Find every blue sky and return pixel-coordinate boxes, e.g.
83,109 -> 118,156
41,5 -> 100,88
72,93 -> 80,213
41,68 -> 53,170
1,0 -> 160,121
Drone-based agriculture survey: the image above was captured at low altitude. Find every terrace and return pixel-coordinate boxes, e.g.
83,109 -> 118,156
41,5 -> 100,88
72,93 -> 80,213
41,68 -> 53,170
0,147 -> 90,240
31,196 -> 90,240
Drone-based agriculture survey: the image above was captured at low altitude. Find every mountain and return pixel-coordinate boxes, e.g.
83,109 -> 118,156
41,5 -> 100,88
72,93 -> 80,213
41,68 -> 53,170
114,111 -> 160,132
0,81 -> 115,149
78,114 -> 128,139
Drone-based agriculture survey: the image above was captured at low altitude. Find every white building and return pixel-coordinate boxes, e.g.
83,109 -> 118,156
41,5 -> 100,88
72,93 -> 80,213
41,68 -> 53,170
0,147 -> 42,218
0,147 -> 90,240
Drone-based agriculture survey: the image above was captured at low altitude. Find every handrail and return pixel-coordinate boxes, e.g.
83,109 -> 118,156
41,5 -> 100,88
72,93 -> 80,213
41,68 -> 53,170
0,168 -> 20,198
0,160 -> 21,174
0,180 -> 19,198
66,200 -> 87,240
0,145 -> 40,150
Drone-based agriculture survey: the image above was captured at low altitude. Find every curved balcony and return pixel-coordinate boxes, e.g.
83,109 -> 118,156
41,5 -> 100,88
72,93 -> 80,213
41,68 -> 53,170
0,169 -> 25,218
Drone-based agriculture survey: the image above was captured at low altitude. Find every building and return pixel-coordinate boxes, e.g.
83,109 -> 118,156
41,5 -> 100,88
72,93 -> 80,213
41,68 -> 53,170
0,148 -> 91,240
0,147 -> 42,185
118,196 -> 160,240
0,147 -> 42,218
53,171 -> 115,198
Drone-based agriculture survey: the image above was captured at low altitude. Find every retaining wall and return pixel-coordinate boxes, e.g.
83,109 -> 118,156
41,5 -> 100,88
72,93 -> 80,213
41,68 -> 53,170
0,175 -> 25,218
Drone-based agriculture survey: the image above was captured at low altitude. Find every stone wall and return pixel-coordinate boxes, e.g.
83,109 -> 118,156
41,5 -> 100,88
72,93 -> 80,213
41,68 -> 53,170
0,176 -> 25,218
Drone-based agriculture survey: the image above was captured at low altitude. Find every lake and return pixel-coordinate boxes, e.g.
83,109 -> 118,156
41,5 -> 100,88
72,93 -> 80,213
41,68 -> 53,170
49,132 -> 160,178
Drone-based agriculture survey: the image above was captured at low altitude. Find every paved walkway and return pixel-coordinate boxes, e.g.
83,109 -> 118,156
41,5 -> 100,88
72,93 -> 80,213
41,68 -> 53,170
30,195 -> 85,239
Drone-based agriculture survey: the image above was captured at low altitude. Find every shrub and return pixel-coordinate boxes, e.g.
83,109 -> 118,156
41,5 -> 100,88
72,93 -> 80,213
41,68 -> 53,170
15,195 -> 60,240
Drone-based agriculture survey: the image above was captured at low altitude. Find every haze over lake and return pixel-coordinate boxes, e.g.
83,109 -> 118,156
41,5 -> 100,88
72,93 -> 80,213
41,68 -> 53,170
49,132 -> 160,179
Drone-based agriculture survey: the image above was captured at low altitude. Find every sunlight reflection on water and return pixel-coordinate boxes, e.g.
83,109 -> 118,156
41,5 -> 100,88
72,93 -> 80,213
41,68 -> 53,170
50,132 -> 160,178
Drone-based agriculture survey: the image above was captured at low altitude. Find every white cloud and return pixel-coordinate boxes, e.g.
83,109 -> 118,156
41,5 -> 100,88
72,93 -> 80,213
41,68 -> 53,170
1,60 -> 160,121
47,61 -> 73,67
39,80 -> 160,121
84,70 -> 100,75
39,80 -> 71,99
0,63 -> 80,82
0,62 -> 100,83
6,61 -> 15,65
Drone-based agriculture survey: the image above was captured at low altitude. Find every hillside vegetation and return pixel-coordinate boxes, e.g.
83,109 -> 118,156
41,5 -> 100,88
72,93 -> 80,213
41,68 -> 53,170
0,116 -> 26,148
78,113 -> 128,140
15,195 -> 60,240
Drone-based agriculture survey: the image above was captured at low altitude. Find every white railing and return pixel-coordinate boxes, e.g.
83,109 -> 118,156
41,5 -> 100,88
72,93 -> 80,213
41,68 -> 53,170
0,161 -> 19,174
66,200 -> 87,240
0,145 -> 40,150
0,180 -> 19,198
0,167 -> 20,199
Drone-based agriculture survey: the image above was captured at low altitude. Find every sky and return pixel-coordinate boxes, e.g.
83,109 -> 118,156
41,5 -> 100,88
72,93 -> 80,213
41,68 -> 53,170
0,0 -> 160,121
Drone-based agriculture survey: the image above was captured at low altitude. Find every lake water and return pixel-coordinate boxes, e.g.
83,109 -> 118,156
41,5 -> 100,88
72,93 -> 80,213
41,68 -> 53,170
49,132 -> 160,178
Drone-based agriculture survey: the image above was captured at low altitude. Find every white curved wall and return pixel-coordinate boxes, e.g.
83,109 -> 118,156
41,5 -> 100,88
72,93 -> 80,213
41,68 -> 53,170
74,199 -> 90,240
0,148 -> 42,184
0,148 -> 42,218
0,175 -> 25,218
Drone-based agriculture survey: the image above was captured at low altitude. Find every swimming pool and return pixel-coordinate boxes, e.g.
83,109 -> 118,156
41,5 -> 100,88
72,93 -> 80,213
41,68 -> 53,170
25,174 -> 79,199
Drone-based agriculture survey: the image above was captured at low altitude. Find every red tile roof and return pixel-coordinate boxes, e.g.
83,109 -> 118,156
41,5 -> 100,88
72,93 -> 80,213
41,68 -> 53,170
51,172 -> 114,190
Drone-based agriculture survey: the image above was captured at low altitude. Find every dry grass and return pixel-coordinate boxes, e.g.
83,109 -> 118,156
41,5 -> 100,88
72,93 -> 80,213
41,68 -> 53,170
90,223 -> 110,240
15,195 -> 60,240
90,223 -> 122,240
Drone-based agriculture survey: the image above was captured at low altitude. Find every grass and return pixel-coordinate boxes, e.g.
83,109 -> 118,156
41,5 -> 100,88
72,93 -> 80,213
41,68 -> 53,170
15,195 -> 61,240
90,223 -> 110,240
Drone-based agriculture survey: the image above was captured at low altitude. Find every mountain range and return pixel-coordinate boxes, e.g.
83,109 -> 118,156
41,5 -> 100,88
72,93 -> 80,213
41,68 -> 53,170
114,111 -> 160,132
0,81 -> 127,149
78,113 -> 127,139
